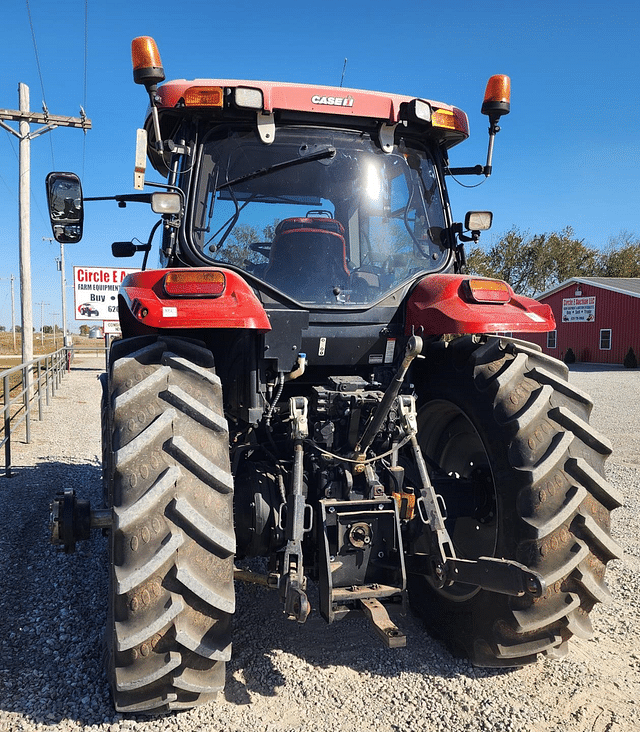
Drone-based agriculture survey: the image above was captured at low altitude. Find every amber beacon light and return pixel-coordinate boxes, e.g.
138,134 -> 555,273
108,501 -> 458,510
132,36 -> 165,89
132,36 -> 166,153
447,74 -> 511,179
482,74 -> 511,120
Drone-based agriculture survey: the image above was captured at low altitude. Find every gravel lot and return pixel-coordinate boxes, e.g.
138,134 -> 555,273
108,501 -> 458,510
0,356 -> 638,732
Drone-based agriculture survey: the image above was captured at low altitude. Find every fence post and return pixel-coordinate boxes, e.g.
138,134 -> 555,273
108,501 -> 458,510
51,355 -> 57,397
3,374 -> 11,478
37,360 -> 43,421
45,356 -> 51,407
23,365 -> 31,444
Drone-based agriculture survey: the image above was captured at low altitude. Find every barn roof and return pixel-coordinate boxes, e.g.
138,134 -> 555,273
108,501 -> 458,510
538,277 -> 640,300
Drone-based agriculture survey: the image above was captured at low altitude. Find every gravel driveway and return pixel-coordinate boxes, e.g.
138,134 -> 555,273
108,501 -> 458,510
0,356 -> 638,732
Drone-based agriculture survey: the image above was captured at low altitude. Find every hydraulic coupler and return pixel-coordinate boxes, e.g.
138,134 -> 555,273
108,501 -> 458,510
50,489 -> 111,553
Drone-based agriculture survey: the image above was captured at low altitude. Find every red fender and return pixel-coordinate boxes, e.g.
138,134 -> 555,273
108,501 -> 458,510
119,268 -> 271,331
405,274 -> 555,335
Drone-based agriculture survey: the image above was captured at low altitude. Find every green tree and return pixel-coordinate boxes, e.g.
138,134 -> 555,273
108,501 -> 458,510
467,226 -> 598,297
79,324 -> 90,336
596,232 -> 640,277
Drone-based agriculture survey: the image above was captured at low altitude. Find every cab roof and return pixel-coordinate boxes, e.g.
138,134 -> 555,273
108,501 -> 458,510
146,78 -> 470,175
155,78 -> 466,127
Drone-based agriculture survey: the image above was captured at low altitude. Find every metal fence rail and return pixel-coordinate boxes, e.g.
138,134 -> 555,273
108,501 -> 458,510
0,347 -> 86,477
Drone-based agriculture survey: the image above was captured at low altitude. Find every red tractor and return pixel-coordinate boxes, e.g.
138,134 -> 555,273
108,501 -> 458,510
47,37 -> 621,714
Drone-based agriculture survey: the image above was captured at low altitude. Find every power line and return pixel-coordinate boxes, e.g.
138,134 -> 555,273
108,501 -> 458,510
82,0 -> 89,177
1,130 -> 49,225
25,0 -> 55,169
0,136 -> 18,202
0,84 -> 91,371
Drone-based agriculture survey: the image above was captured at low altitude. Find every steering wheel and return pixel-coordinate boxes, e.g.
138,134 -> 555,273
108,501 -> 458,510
249,242 -> 271,258
306,209 -> 333,218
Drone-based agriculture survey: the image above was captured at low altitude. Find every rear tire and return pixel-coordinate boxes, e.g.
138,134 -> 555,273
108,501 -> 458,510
103,335 -> 235,713
409,335 -> 622,666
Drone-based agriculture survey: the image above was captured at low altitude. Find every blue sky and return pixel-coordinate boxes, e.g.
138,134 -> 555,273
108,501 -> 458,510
1,1 -> 639,331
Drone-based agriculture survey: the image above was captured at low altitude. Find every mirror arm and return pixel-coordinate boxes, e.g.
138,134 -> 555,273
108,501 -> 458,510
452,222 -> 481,244
85,193 -> 153,206
141,220 -> 163,270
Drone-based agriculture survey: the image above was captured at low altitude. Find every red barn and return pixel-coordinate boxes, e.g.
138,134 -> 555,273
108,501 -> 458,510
519,277 -> 640,365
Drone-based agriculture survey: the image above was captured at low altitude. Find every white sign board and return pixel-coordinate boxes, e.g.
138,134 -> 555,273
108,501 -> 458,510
74,267 -> 139,321
562,296 -> 596,323
103,320 -> 122,335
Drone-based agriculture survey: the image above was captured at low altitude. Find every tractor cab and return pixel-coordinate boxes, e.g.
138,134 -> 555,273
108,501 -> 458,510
183,125 -> 451,306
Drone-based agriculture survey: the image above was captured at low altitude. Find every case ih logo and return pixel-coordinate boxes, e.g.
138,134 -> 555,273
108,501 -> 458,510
311,94 -> 354,108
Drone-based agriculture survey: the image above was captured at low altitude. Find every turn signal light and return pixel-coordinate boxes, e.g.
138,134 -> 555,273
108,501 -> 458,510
163,271 -> 226,297
131,36 -> 165,87
183,86 -> 224,107
431,107 -> 469,136
465,278 -> 511,303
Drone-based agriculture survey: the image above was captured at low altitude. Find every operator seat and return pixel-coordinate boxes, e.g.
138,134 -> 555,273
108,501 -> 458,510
263,217 -> 350,301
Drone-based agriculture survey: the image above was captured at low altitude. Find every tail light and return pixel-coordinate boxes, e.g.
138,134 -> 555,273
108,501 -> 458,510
163,271 -> 226,297
183,86 -> 224,107
464,278 -> 511,303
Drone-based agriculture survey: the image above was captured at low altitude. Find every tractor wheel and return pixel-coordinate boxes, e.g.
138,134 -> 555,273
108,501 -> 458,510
103,335 -> 235,713
408,335 -> 622,666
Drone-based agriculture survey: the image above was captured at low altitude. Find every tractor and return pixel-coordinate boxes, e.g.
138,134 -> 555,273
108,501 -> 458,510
47,36 -> 621,714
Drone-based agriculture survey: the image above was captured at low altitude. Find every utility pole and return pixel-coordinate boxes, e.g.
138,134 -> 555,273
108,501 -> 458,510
45,236 -> 71,344
0,274 -> 17,352
0,83 -> 91,375
36,301 -> 49,345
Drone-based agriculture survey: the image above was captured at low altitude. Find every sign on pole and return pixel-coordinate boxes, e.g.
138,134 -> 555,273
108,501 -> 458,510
73,266 -> 139,321
103,320 -> 122,336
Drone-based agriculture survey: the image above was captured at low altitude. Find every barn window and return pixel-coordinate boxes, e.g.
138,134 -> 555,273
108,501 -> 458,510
599,329 -> 612,350
547,330 -> 557,349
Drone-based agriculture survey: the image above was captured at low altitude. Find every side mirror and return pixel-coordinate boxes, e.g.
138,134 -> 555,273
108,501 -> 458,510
112,241 -> 138,258
112,240 -> 152,258
45,172 -> 84,243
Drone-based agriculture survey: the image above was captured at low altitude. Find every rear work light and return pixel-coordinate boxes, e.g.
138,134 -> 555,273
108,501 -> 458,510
151,192 -> 181,214
183,86 -> 224,107
464,278 -> 511,303
234,87 -> 264,109
163,271 -> 226,297
406,98 -> 432,123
